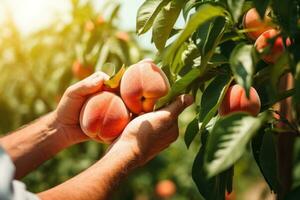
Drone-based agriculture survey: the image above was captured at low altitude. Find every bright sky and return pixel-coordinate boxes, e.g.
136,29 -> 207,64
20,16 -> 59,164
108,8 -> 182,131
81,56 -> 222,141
0,0 -> 142,33
0,0 -> 183,49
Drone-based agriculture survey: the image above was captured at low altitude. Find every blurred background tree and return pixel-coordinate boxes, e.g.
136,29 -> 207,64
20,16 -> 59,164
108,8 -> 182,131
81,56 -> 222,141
0,0 -> 273,199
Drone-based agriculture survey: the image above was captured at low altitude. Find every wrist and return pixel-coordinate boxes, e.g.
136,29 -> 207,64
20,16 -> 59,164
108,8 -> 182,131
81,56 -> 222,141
105,140 -> 142,171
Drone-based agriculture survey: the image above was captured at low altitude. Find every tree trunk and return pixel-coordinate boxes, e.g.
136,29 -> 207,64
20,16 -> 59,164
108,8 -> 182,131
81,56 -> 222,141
277,73 -> 295,199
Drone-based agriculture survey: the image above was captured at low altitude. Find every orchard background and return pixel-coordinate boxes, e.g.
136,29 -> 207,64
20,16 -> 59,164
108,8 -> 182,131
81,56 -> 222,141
1,0 -> 300,199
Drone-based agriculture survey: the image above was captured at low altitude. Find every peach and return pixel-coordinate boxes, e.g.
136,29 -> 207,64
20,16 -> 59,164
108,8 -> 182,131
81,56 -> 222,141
254,29 -> 291,63
218,84 -> 261,116
120,61 -> 170,114
243,8 -> 273,40
155,180 -> 176,198
80,91 -> 130,143
115,31 -> 130,42
84,20 -> 95,32
72,60 -> 94,80
97,15 -> 105,25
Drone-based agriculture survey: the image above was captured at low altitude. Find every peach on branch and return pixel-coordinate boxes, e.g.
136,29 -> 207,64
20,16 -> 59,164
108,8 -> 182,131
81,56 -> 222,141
72,60 -> 94,80
242,8 -> 273,40
120,60 -> 170,114
155,180 -> 176,199
254,29 -> 291,63
218,84 -> 261,116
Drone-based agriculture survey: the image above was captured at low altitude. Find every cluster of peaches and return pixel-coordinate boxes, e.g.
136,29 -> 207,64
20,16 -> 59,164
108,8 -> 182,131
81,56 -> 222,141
219,7 -> 291,117
79,59 -> 170,143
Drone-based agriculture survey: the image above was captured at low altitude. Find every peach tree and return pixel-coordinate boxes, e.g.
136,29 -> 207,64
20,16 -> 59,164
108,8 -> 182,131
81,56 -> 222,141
137,0 -> 300,199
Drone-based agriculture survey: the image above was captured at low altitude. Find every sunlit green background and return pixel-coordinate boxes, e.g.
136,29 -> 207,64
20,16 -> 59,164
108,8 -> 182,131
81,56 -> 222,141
0,0 -> 273,199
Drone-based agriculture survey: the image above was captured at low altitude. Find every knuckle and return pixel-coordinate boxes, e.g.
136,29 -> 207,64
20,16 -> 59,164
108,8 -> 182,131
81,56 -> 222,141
65,85 -> 75,95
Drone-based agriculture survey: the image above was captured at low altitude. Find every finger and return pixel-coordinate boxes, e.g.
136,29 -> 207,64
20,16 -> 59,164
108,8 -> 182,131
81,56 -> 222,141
66,72 -> 109,98
160,94 -> 194,119
165,123 -> 179,143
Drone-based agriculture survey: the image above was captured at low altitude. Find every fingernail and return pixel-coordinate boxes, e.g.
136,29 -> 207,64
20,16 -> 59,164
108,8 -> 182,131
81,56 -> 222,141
92,73 -> 103,85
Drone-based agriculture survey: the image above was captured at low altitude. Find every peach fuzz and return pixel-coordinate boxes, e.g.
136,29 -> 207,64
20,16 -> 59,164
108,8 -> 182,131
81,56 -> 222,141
254,29 -> 291,63
218,84 -> 261,117
80,91 -> 130,143
120,61 -> 170,114
243,8 -> 272,40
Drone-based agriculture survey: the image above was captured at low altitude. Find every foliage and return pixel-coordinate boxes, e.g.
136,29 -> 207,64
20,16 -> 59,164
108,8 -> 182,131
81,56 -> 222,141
0,1 -> 206,199
137,0 -> 300,199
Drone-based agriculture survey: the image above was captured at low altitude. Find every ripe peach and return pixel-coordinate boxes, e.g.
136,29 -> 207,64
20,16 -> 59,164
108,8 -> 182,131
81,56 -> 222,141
225,191 -> 236,200
155,180 -> 176,199
120,61 -> 170,114
254,29 -> 291,63
115,31 -> 130,42
219,84 -> 261,116
80,91 -> 130,143
72,60 -> 94,80
243,8 -> 272,40
97,15 -> 105,25
84,20 -> 95,32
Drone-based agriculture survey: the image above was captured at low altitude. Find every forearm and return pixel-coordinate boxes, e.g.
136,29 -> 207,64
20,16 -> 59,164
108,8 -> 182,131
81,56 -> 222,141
38,142 -> 138,200
0,112 -> 74,178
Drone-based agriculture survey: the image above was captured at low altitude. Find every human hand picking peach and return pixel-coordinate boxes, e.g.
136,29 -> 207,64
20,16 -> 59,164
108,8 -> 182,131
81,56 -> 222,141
53,72 -> 109,144
109,95 -> 194,166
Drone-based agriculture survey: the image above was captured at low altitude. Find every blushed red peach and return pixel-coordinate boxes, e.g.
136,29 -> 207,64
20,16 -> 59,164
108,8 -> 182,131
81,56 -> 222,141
155,180 -> 176,199
97,15 -> 105,25
120,61 -> 170,114
254,29 -> 291,63
243,8 -> 272,40
72,60 -> 94,80
115,31 -> 130,42
219,84 -> 261,116
80,91 -> 130,143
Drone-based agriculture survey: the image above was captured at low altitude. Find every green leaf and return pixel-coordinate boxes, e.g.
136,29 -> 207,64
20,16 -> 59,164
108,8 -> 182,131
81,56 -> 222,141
170,41 -> 188,75
272,0 -> 297,34
182,0 -> 199,20
95,40 -> 111,72
261,88 -> 295,111
210,54 -> 229,65
199,73 -> 232,130
253,0 -> 270,19
104,65 -> 126,89
136,0 -> 170,35
252,128 -> 280,192
229,43 -> 255,97
164,3 -> 227,65
155,68 -> 201,109
227,0 -> 245,22
205,112 -> 269,177
108,4 -> 121,23
192,131 -> 218,200
152,0 -> 184,51
202,17 -> 226,56
184,118 -> 199,149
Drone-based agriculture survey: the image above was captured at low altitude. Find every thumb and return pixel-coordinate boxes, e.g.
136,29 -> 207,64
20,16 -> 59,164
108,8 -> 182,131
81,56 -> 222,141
66,72 -> 109,97
160,95 -> 194,118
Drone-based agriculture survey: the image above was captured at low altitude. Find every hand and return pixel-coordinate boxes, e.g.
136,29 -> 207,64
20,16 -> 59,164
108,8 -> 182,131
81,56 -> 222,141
53,72 -> 109,145
108,95 -> 194,167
